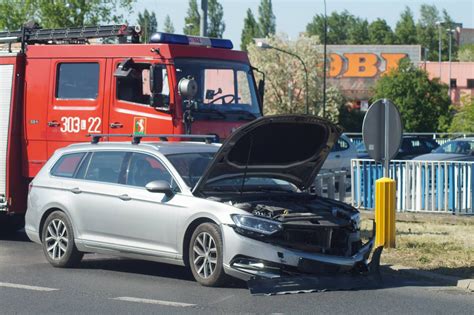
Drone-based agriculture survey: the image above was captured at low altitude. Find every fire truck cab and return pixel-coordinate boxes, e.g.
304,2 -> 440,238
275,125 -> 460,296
0,25 -> 263,230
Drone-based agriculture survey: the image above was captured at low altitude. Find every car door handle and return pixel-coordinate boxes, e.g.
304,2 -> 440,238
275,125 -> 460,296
70,187 -> 82,194
109,122 -> 123,129
48,120 -> 60,127
118,194 -> 131,201
335,155 -> 341,158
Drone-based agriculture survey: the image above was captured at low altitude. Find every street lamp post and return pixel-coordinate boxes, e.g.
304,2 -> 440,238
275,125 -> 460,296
256,41 -> 309,115
322,0 -> 328,119
436,21 -> 442,78
447,28 -> 455,97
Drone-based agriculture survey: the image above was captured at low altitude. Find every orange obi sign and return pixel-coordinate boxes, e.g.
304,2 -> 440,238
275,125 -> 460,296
328,53 -> 407,78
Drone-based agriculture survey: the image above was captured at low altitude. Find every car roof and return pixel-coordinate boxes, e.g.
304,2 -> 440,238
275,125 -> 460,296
65,141 -> 221,155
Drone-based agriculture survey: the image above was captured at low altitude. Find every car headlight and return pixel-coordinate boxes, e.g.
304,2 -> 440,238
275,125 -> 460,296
350,213 -> 361,230
231,214 -> 282,236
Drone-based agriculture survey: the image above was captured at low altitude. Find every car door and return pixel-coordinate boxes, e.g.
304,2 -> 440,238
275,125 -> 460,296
46,60 -> 106,156
68,150 -> 130,246
107,59 -> 174,139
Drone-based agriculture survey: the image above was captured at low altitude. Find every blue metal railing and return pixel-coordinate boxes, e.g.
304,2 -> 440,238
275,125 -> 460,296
345,132 -> 474,146
351,159 -> 474,214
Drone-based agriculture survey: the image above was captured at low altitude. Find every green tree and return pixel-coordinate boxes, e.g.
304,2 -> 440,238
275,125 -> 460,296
0,0 -> 36,30
137,9 -> 157,43
449,95 -> 474,132
247,35 -> 323,115
0,0 -> 135,30
368,18 -> 395,44
163,14 -> 175,33
416,4 -> 441,61
458,44 -> 474,61
207,0 -> 225,38
306,10 -> 368,44
240,8 -> 260,51
347,19 -> 369,44
395,6 -> 417,44
183,0 -> 200,35
372,59 -> 451,132
258,0 -> 276,37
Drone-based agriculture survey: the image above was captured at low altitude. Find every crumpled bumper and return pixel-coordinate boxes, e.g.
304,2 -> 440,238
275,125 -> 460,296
221,223 -> 381,285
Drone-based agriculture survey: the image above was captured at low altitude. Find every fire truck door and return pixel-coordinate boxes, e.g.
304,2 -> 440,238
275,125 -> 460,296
46,59 -> 106,155
108,59 -> 174,138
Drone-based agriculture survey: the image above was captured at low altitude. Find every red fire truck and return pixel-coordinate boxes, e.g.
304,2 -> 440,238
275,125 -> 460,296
0,24 -> 264,231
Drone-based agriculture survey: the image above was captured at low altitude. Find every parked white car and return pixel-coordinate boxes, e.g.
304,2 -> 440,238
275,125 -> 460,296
25,115 -> 376,287
322,134 -> 358,172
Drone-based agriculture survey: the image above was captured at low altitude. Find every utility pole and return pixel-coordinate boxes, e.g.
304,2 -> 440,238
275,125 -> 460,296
447,28 -> 455,98
200,0 -> 208,37
436,21 -> 442,78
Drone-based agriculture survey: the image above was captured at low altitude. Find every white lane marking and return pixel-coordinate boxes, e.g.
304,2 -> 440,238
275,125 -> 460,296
111,296 -> 196,307
0,282 -> 58,292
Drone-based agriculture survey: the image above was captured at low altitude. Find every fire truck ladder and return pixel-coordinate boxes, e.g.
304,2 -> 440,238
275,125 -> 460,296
0,24 -> 141,51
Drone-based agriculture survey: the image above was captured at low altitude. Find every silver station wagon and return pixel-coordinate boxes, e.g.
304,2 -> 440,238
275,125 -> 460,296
25,115 -> 377,288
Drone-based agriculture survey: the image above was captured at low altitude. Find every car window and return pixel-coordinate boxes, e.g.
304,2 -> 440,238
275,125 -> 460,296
434,140 -> 474,154
126,153 -> 178,190
84,152 -> 127,184
166,152 -> 215,187
51,153 -> 86,178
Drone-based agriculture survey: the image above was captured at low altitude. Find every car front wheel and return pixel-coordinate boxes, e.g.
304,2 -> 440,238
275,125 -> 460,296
41,211 -> 83,268
189,223 -> 228,287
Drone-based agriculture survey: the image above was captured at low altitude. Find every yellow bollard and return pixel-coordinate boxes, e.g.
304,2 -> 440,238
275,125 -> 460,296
375,177 -> 396,248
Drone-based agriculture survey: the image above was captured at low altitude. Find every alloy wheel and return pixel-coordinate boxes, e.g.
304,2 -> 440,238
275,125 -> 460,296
192,232 -> 217,278
45,219 -> 69,260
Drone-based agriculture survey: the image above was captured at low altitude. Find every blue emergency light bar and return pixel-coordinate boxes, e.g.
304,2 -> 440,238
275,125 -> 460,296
149,32 -> 233,49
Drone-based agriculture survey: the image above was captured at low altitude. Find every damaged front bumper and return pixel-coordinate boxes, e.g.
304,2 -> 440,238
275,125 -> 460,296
221,223 -> 382,287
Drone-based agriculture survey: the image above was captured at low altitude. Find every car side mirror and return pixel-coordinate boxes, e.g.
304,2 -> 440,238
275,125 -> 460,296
145,180 -> 174,197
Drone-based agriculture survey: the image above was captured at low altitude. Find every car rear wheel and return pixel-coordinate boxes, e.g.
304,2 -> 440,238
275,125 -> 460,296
189,223 -> 228,287
41,211 -> 83,268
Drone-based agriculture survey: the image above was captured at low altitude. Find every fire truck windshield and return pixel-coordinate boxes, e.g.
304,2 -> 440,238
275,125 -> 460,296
174,59 -> 261,120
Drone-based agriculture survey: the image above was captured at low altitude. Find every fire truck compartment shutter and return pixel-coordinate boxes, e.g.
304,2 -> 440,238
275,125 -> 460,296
0,64 -> 14,199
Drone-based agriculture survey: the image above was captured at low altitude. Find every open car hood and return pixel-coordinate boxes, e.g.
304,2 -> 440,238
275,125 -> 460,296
192,115 -> 342,195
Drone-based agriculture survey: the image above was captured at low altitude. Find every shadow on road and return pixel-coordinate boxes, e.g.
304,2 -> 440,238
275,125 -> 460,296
0,229 -> 30,242
78,255 -> 247,288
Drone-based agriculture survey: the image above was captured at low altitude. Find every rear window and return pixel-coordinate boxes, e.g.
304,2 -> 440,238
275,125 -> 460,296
51,153 -> 85,178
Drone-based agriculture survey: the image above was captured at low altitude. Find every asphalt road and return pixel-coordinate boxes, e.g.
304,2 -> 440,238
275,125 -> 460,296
1,231 -> 472,314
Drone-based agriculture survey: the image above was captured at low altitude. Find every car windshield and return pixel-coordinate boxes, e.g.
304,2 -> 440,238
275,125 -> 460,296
166,152 -> 297,192
174,58 -> 261,119
433,140 -> 474,155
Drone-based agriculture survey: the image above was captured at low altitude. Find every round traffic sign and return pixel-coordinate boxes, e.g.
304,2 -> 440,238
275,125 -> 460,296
362,99 -> 403,162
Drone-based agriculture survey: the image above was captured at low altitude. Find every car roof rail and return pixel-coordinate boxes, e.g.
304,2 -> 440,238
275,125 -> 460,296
86,134 -> 218,145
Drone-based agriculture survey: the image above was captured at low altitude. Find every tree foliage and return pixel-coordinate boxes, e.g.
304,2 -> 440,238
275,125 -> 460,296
183,0 -> 225,38
183,0 -> 200,35
0,0 -> 135,30
247,35 -> 323,116
240,9 -> 260,51
137,9 -> 157,43
306,10 -> 369,45
395,6 -> 417,44
207,0 -> 225,38
458,44 -> 474,62
368,18 -> 395,44
449,95 -> 474,132
163,14 -> 175,33
258,0 -> 276,37
372,59 -> 452,132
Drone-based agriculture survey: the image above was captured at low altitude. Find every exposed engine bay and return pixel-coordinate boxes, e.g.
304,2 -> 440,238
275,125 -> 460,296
213,194 -> 362,259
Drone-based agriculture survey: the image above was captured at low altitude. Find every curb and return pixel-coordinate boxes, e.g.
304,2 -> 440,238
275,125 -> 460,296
386,264 -> 474,292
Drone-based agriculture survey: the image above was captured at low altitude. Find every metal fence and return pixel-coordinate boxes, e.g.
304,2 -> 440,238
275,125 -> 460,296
351,159 -> 474,214
345,132 -> 474,146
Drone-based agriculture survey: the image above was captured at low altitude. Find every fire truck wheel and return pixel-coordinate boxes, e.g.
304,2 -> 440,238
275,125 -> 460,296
189,223 -> 229,287
41,211 -> 83,268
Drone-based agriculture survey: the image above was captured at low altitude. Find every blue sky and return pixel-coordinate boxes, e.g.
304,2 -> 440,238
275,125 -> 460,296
127,0 -> 474,48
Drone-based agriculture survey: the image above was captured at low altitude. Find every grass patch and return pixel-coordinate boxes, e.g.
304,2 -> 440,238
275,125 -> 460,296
360,211 -> 474,279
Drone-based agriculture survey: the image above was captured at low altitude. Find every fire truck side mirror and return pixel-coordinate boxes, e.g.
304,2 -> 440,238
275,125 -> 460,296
257,78 -> 265,113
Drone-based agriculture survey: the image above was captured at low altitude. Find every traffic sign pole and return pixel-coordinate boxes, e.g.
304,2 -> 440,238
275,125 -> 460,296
384,99 -> 390,177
